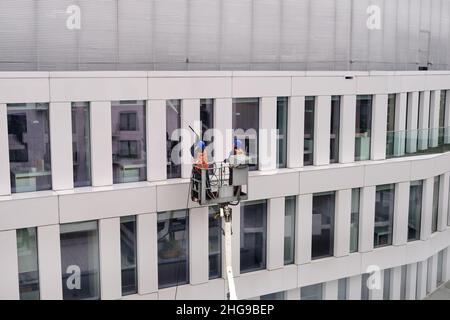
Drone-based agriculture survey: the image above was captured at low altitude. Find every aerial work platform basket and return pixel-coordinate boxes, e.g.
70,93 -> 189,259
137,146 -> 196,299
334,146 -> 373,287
191,155 -> 249,206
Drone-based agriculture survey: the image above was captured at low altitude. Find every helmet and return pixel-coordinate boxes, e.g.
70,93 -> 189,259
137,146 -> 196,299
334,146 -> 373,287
197,140 -> 206,150
234,139 -> 242,148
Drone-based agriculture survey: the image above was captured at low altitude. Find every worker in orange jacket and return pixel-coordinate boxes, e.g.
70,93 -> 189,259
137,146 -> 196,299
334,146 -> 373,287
192,140 -> 209,202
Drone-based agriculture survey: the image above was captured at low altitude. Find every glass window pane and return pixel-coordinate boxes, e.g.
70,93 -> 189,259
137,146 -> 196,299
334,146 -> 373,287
355,95 -> 372,161
408,180 -> 423,241
72,102 -> 91,187
330,96 -> 340,163
284,196 -> 296,265
17,227 -> 40,300
260,291 -> 285,300
361,273 -> 370,300
60,221 -> 100,300
7,103 -> 52,193
386,94 -> 396,156
432,176 -> 440,233
304,96 -> 315,166
350,188 -> 360,253
312,191 -> 335,259
209,206 -> 222,280
383,269 -> 391,300
167,100 -> 182,179
233,98 -> 259,171
338,278 -> 347,300
200,98 -> 214,147
374,184 -> 395,248
277,97 -> 288,168
437,250 -> 444,286
120,216 -> 137,296
301,283 -> 323,300
158,210 -> 189,288
400,265 -> 407,300
240,200 -> 267,273
111,101 -> 147,183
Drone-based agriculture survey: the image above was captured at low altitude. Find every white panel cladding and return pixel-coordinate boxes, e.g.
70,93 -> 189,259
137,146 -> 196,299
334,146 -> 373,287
406,92 -> 419,153
429,90 -> 441,148
99,218 -> 122,300
287,96 -> 304,168
393,182 -> 410,246
37,224 -> 63,300
0,103 -> 10,195
0,230 -> 19,299
267,197 -> 284,271
339,95 -> 356,163
427,254 -> 438,293
137,213 -> 158,295
248,171 -> 299,200
259,97 -> 277,171
420,177 -> 434,241
90,101 -> 113,186
58,185 -> 156,223
49,73 -> 148,102
147,100 -> 167,182
359,186 -> 376,253
364,160 -> 411,186
371,94 -> 388,160
49,102 -> 74,190
389,266 -> 402,300
0,77 -> 50,104
181,99 -> 200,179
148,76 -> 232,100
361,245 -> 406,272
416,260 -> 428,299
438,173 -> 450,231
405,263 -> 418,300
189,207 -> 209,285
347,274 -> 362,300
314,95 -> 331,166
0,193 -> 58,232
323,280 -> 338,300
369,270 -> 384,300
418,91 -> 430,150
232,76 -> 291,98
334,189 -> 352,257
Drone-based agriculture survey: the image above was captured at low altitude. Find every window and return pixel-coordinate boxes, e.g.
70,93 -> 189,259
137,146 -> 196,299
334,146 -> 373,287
400,265 -> 407,300
301,283 -> 323,300
7,103 -> 52,193
72,102 -> 91,187
304,96 -> 315,166
374,184 -> 395,248
157,210 -> 189,288
233,98 -> 259,171
112,101 -> 146,183
361,273 -> 370,300
330,96 -> 341,163
284,196 -> 296,265
426,257 -> 433,294
383,269 -> 391,300
277,97 -> 288,168
350,188 -> 360,253
260,291 -> 285,300
120,216 -> 137,296
432,176 -> 440,233
338,278 -> 348,300
355,95 -> 372,161
209,207 -> 222,280
437,250 -> 444,286
386,94 -> 396,157
312,191 -> 335,259
17,228 -> 39,300
166,100 -> 182,179
439,91 -> 447,145
200,99 -> 214,146
60,221 -> 100,300
408,181 -> 423,241
240,200 -> 267,273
